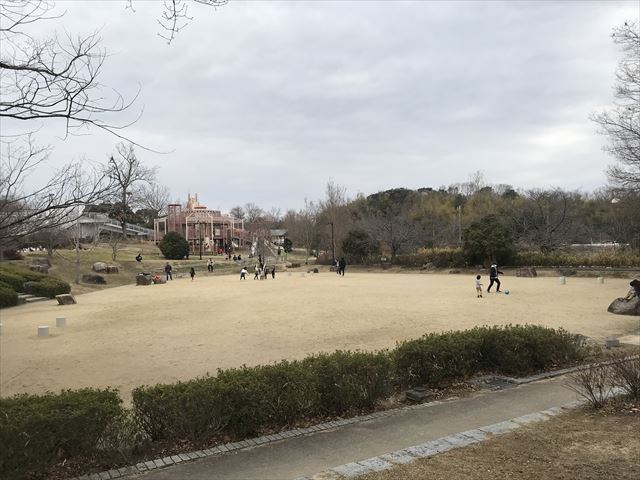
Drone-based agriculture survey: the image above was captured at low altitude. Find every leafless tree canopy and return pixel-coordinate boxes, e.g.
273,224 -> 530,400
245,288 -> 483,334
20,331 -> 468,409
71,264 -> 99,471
0,134 -> 114,248
592,21 -> 640,192
106,143 -> 157,235
155,0 -> 229,44
0,0 -> 140,139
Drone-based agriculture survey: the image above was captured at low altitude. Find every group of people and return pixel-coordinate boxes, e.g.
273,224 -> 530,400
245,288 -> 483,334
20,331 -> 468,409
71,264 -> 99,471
474,263 -> 504,298
248,263 -> 275,280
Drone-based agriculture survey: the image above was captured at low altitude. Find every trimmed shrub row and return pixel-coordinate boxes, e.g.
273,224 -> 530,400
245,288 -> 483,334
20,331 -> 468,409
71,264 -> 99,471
389,248 -> 640,268
394,325 -> 587,387
0,265 -> 70,301
132,351 -> 393,441
132,325 -> 587,442
1,325 -> 590,478
0,281 -> 18,308
513,249 -> 640,268
0,389 -> 124,480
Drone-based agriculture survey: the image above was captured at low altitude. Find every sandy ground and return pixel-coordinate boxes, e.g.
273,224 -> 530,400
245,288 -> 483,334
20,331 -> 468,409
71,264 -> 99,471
1,272 -> 638,402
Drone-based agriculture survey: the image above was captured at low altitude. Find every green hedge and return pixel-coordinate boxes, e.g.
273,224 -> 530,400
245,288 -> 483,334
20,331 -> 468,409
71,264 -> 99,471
5,325 -> 591,478
0,389 -> 124,480
394,325 -> 588,387
0,282 -> 18,308
133,351 -> 392,441
0,265 -> 70,300
513,249 -> 640,267
28,277 -> 71,298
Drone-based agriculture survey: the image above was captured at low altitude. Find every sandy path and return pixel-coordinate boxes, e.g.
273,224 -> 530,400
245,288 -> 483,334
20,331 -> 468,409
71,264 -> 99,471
0,272 -> 637,402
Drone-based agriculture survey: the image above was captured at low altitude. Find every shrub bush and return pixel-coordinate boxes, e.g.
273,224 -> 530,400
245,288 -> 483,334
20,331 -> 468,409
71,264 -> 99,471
394,248 -> 466,268
0,389 -> 124,480
29,277 -> 71,298
0,271 -> 26,292
394,325 -> 588,387
159,232 -> 190,260
303,351 -> 393,414
513,249 -> 640,267
0,266 -> 70,298
0,282 -> 18,308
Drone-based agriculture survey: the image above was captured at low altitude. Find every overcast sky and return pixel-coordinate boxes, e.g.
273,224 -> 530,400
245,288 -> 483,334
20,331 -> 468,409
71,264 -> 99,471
6,0 -> 640,213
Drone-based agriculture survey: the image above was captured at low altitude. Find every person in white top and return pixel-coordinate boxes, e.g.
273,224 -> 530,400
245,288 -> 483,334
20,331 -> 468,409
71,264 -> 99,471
475,275 -> 483,298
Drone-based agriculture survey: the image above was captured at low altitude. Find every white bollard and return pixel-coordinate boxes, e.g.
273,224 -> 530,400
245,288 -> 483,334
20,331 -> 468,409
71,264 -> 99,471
597,277 -> 604,284
38,326 -> 49,337
56,317 -> 66,328
559,276 -> 566,285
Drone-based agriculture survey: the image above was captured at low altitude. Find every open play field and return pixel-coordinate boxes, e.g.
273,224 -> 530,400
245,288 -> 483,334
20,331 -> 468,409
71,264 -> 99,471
0,272 -> 638,402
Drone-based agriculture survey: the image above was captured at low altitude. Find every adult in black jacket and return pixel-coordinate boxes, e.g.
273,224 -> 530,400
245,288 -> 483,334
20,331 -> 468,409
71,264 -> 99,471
487,263 -> 503,293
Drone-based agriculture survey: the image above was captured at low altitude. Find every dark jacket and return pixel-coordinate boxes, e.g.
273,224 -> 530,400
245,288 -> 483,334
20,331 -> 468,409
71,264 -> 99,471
489,265 -> 503,278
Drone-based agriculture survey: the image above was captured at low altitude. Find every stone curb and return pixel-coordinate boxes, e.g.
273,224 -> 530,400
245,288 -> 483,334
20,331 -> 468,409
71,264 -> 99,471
302,387 -> 627,480
68,361 -> 634,480
300,399 -> 587,480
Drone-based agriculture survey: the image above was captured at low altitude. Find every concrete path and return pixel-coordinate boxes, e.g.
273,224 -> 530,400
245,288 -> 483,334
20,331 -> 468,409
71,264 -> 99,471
130,375 -> 580,480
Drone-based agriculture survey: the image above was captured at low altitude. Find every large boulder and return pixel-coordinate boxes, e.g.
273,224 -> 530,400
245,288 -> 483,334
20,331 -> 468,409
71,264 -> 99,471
28,264 -> 49,274
607,297 -> 640,316
136,273 -> 152,286
82,273 -> 106,284
92,262 -> 108,272
105,265 -> 119,274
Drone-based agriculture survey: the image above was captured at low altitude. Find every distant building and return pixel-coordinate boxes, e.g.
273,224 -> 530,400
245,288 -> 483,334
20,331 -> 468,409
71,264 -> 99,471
153,194 -> 246,254
270,229 -> 288,246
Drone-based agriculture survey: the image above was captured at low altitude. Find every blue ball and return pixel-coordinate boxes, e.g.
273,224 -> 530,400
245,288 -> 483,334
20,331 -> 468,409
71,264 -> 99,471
504,289 -> 510,295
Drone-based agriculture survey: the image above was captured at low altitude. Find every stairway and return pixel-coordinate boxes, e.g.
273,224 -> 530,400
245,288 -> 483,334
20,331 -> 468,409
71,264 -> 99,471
17,294 -> 50,305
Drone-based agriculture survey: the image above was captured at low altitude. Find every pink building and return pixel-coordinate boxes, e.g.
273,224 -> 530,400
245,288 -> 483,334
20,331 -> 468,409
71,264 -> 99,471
154,194 -> 246,254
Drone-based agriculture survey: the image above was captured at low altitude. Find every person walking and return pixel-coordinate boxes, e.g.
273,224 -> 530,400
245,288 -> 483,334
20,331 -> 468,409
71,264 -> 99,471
254,264 -> 260,280
271,266 -> 276,279
240,267 -> 248,280
338,257 -> 346,276
487,263 -> 504,293
164,262 -> 173,281
207,258 -> 214,272
190,267 -> 196,281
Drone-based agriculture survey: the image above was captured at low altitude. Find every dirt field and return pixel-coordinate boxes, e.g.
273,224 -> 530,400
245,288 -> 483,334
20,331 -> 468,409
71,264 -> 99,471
0,272 -> 637,401
358,404 -> 640,480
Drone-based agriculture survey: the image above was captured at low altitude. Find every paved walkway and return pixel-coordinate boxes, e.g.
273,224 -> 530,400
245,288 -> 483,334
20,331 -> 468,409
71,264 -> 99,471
129,375 -> 580,480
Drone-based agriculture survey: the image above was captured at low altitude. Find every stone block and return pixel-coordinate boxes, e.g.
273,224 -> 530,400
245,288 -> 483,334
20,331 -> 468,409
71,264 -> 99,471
82,273 -> 106,284
357,457 -> 394,472
56,294 -> 76,305
331,462 -> 372,477
379,451 -> 417,465
405,386 -> 435,402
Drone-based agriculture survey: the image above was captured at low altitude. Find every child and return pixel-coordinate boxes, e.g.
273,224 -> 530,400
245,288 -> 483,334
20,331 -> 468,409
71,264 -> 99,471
475,275 -> 483,298
240,267 -> 247,280
190,267 -> 196,281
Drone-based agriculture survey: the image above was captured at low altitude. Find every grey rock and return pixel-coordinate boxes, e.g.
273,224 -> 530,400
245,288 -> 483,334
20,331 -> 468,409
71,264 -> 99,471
607,297 -> 640,316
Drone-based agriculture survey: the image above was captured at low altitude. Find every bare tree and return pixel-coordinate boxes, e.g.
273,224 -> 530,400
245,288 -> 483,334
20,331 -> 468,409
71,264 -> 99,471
106,143 -> 157,236
0,0 -> 139,139
138,182 -> 170,216
592,21 -> 640,192
282,200 -> 318,263
243,202 -> 264,225
155,0 -> 229,44
0,134 -> 113,249
229,205 -> 245,220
